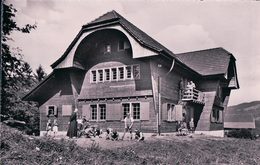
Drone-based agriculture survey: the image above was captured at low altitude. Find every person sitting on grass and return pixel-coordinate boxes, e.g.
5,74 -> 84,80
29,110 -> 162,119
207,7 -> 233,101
134,129 -> 144,141
111,129 -> 119,141
106,127 -> 113,140
95,126 -> 102,138
121,113 -> 134,140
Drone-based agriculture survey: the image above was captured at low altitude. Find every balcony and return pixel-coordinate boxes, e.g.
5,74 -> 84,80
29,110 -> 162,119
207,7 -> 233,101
182,88 -> 205,104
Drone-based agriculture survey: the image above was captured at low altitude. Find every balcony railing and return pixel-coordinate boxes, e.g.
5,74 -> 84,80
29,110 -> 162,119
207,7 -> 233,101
182,88 -> 205,104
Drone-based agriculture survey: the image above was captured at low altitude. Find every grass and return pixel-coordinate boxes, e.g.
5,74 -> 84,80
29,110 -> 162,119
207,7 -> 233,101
1,123 -> 260,165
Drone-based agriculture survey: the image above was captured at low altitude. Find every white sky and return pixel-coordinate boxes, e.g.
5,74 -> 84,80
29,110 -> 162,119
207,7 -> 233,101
6,0 -> 260,106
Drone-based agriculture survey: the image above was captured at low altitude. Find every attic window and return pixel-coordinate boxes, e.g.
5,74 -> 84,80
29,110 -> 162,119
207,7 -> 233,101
105,44 -> 111,53
118,40 -> 125,50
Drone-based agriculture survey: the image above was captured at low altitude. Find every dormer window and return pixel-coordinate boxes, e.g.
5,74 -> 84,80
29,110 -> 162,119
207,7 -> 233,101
118,40 -> 125,50
105,44 -> 111,53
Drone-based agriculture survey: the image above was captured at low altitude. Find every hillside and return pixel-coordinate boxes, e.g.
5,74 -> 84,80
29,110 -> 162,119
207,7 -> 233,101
226,101 -> 260,133
1,123 -> 260,164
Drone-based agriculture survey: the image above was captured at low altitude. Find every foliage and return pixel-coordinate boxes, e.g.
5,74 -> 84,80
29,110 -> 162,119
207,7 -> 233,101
1,1 -> 39,134
35,65 -> 47,82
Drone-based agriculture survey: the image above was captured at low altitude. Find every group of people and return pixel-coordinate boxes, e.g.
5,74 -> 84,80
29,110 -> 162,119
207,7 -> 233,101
105,113 -> 144,141
64,109 -> 144,141
177,113 -> 195,136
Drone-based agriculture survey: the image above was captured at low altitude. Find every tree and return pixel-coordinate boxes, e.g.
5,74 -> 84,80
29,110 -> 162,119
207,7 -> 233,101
1,1 -> 39,134
35,65 -> 47,82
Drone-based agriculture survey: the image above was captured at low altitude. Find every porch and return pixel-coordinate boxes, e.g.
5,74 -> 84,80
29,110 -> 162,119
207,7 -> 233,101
182,88 -> 205,105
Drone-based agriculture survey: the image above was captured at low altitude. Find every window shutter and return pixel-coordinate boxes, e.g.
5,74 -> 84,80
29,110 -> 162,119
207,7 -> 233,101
46,106 -> 49,116
175,105 -> 183,121
172,106 -> 176,121
54,106 -> 58,116
162,103 -> 168,121
140,102 -> 150,120
82,105 -> 91,120
107,103 -> 122,121
219,110 -> 223,123
62,105 -> 72,116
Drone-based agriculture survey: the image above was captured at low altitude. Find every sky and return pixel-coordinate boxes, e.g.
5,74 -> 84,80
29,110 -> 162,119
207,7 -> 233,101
6,0 -> 260,106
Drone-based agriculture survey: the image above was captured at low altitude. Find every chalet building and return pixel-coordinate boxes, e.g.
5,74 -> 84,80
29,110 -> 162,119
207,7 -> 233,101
23,11 -> 239,137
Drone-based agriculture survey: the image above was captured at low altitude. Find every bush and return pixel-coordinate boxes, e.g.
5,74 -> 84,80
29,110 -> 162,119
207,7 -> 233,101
226,129 -> 256,139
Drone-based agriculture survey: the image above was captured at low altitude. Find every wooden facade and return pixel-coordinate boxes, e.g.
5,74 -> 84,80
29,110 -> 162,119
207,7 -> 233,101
23,11 -> 239,137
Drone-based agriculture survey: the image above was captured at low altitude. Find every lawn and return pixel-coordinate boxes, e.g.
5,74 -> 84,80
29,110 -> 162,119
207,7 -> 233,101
1,123 -> 260,164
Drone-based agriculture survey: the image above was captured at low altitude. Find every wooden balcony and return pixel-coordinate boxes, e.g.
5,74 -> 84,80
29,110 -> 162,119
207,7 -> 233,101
182,88 -> 205,104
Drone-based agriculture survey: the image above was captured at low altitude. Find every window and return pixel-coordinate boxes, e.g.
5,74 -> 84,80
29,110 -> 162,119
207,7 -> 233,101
122,103 -> 141,120
105,69 -> 110,81
133,65 -> 140,79
132,103 -> 140,120
98,70 -> 103,82
122,103 -> 130,119
91,105 -> 97,120
91,70 -> 97,83
47,106 -> 55,116
99,104 -> 106,120
47,105 -> 57,117
211,108 -> 223,123
167,104 -> 176,121
105,44 -> 111,53
118,40 -> 125,50
126,66 -> 132,79
112,68 -> 117,81
118,67 -> 124,80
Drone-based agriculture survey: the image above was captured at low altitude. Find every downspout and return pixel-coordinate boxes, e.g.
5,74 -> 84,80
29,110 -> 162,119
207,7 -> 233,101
157,57 -> 175,135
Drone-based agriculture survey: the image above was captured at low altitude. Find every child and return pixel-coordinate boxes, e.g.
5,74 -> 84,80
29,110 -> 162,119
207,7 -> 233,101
106,127 -> 113,140
121,113 -> 134,140
134,129 -> 144,141
53,119 -> 58,137
111,130 -> 119,141
189,118 -> 195,133
95,127 -> 102,138
46,119 -> 52,136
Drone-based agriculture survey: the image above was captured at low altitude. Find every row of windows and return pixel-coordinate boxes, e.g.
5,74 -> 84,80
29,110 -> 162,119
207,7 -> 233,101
91,65 -> 140,83
104,40 -> 129,53
89,103 -> 140,121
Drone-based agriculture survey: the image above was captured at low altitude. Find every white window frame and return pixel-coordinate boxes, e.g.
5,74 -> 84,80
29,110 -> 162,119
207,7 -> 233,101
121,102 -> 140,121
91,70 -> 97,83
118,67 -> 125,80
98,69 -> 104,82
104,68 -> 110,82
125,65 -> 133,79
90,104 -> 107,121
111,68 -> 118,81
47,105 -> 57,116
90,104 -> 98,121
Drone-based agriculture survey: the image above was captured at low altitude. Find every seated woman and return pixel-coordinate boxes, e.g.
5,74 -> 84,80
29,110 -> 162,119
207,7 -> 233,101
134,129 -> 144,141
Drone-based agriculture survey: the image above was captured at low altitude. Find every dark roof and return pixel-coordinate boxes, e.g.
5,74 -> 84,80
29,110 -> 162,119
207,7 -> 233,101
51,10 -> 182,69
176,47 -> 235,76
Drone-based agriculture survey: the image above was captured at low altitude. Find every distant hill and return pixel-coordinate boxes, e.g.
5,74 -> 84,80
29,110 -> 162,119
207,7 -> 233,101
226,101 -> 260,133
